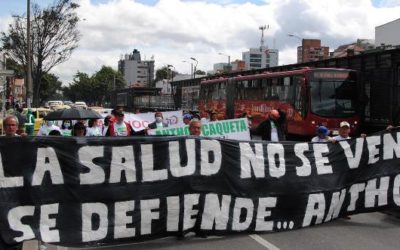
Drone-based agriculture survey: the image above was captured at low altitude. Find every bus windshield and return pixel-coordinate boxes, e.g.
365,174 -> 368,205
310,79 -> 357,117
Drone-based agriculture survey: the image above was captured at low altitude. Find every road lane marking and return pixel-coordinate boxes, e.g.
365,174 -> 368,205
249,234 -> 280,250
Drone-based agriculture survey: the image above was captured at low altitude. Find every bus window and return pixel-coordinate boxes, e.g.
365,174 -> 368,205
271,78 -> 279,100
279,77 -> 294,103
243,79 -> 261,100
309,78 -> 357,117
294,76 -> 306,117
219,82 -> 226,99
261,79 -> 269,99
236,80 -> 246,100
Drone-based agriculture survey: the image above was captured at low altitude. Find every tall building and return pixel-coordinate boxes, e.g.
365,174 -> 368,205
242,46 -> 279,70
297,39 -> 329,63
375,18 -> 400,47
118,49 -> 155,87
212,62 -> 229,73
231,60 -> 246,71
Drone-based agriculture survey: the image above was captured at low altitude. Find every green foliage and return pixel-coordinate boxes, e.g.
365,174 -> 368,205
0,0 -> 80,106
39,73 -> 62,103
3,58 -> 24,77
195,69 -> 206,75
155,66 -> 177,82
62,66 -> 126,105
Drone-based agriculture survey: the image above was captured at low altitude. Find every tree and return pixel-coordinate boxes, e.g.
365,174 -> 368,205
1,0 -> 80,107
195,69 -> 206,76
91,66 -> 125,105
39,73 -> 63,103
62,66 -> 125,106
62,71 -> 92,103
155,66 -> 177,82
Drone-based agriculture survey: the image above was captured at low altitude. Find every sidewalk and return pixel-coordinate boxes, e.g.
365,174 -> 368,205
22,241 -> 67,250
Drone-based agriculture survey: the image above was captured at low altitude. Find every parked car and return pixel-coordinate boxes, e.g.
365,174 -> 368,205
89,107 -> 113,117
63,101 -> 73,106
48,100 -> 64,110
52,104 -> 71,110
74,101 -> 87,109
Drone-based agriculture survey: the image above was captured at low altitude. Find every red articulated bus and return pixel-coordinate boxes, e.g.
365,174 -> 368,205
198,68 -> 361,139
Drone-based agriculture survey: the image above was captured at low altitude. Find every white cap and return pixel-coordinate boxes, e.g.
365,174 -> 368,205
340,121 -> 350,128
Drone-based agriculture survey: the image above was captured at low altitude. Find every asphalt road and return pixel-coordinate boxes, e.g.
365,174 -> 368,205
31,212 -> 399,250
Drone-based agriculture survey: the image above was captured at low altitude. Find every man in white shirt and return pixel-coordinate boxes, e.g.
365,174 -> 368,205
37,120 -> 61,136
333,121 -> 351,141
3,116 -> 24,136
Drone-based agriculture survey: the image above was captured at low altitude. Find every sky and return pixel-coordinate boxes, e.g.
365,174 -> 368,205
0,0 -> 400,85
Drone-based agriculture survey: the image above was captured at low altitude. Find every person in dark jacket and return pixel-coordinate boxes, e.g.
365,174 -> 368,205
147,112 -> 169,129
255,109 -> 286,141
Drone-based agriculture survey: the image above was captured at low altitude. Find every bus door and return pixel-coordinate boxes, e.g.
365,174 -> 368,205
286,75 -> 308,136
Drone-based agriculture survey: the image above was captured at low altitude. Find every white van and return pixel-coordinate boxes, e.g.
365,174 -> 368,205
48,100 -> 64,109
74,101 -> 87,109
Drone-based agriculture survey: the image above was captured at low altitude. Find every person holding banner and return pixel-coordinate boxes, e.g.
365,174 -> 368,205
331,121 -> 366,142
147,112 -> 169,129
311,126 -> 332,142
332,121 -> 351,141
3,116 -> 24,137
255,109 -> 286,142
189,119 -> 202,136
37,120 -> 61,136
72,122 -> 87,136
106,110 -> 134,136
209,111 -> 218,122
109,106 -> 124,124
86,119 -> 102,136
102,115 -> 112,136
183,113 -> 192,125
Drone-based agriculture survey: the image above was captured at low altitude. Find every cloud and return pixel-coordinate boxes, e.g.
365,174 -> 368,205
377,0 -> 400,7
1,0 -> 400,84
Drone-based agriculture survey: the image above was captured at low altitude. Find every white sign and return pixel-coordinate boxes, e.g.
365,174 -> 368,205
124,110 -> 184,131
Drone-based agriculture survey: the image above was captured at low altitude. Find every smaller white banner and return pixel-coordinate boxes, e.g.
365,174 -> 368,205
125,110 -> 184,131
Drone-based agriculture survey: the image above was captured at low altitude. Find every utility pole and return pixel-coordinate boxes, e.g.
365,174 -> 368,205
26,0 -> 33,108
259,24 -> 269,51
190,57 -> 198,79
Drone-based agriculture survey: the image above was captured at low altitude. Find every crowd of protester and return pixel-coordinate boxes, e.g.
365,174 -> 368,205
2,106 -> 208,137
2,106 -> 382,142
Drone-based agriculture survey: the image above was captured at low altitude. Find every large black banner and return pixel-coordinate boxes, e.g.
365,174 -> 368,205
1,129 -> 400,248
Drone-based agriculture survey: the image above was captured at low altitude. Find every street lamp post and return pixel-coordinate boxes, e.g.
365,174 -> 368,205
26,0 -> 33,108
287,33 -> 302,41
167,64 -> 175,82
218,52 -> 231,72
190,57 -> 198,79
182,60 -> 193,79
288,34 -> 303,63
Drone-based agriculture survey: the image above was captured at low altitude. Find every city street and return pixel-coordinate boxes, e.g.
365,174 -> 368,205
26,212 -> 400,250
